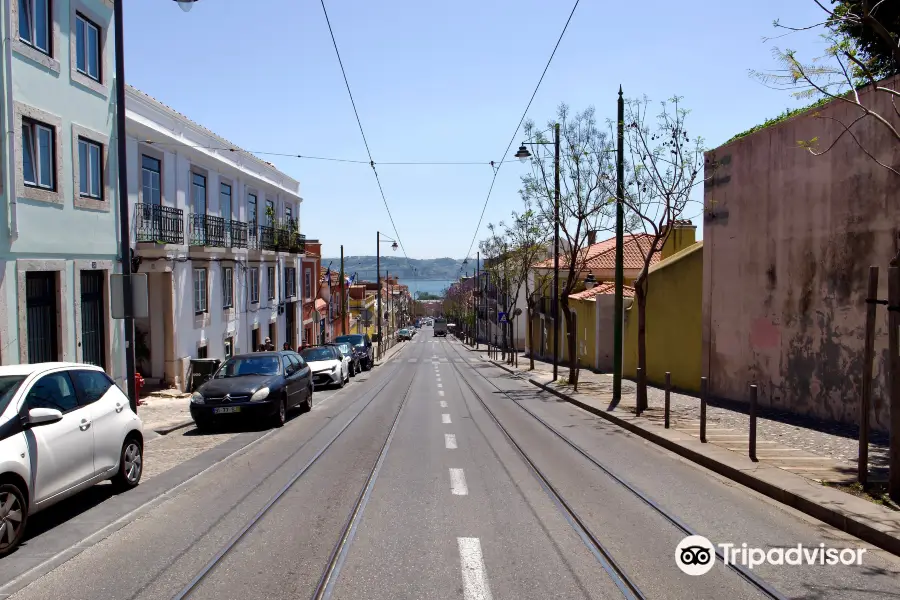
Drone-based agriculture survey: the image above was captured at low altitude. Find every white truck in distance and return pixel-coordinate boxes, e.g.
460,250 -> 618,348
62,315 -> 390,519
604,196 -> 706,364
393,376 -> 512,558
433,318 -> 448,337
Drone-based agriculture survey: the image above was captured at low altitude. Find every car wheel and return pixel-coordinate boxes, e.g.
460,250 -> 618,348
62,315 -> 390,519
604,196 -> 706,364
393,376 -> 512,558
338,373 -> 346,388
112,436 -> 143,490
349,362 -> 356,377
0,482 -> 27,557
273,396 -> 287,428
303,384 -> 313,412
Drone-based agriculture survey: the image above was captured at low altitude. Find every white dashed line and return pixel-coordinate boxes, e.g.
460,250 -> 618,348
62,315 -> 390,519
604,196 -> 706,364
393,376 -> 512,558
440,400 -> 448,407
449,468 -> 468,495
438,390 -> 445,397
458,537 -> 492,600
445,433 -> 457,449
442,414 -> 452,424
437,383 -> 443,388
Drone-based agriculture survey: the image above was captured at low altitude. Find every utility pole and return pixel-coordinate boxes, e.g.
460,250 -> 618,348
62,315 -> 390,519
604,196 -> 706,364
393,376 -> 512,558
476,251 -> 480,349
552,122 -> 560,381
613,86 -> 625,404
376,232 -> 382,359
340,245 -> 345,336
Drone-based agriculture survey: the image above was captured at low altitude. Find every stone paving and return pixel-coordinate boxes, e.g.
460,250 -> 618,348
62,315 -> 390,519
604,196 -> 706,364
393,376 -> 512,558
495,351 -> 888,484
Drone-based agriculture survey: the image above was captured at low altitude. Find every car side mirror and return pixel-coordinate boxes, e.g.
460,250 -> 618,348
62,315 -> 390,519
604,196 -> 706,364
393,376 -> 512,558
27,407 -> 63,426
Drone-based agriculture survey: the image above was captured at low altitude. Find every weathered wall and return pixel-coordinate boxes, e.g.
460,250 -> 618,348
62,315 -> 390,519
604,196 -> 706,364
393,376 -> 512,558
624,242 -> 703,392
703,78 -> 900,431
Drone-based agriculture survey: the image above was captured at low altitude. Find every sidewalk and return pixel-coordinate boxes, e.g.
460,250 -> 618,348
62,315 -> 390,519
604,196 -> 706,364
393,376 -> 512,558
471,348 -> 900,556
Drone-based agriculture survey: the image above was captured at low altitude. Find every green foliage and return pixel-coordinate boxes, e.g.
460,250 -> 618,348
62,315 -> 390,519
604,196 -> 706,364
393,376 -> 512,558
828,0 -> 899,80
416,291 -> 442,300
726,97 -> 832,143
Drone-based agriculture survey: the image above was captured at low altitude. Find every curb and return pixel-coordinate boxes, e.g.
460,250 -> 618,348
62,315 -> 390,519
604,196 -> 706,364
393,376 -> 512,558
153,420 -> 195,436
522,374 -> 900,558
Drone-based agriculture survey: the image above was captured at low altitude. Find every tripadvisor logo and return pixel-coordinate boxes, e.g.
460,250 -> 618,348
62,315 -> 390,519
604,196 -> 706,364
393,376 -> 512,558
676,535 -> 867,575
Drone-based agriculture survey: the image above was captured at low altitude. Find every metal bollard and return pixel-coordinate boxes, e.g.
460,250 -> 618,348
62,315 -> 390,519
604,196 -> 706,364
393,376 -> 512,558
664,372 -> 671,428
635,368 -> 643,416
749,384 -> 758,462
700,376 -> 708,443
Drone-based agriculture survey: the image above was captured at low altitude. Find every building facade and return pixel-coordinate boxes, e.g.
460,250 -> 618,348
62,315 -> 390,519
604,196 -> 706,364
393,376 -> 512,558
126,87 -> 304,389
0,0 -> 125,384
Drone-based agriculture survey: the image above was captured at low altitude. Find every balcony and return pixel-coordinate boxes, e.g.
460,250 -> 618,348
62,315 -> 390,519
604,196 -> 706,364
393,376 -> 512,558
257,225 -> 276,250
189,214 -> 226,247
135,203 -> 184,245
227,220 -> 248,249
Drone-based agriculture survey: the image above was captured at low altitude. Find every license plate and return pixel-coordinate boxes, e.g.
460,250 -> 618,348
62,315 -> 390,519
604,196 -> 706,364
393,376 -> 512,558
213,407 -> 240,414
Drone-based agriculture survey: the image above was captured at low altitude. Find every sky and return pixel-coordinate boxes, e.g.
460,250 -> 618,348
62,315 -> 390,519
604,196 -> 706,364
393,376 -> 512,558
123,0 -> 829,260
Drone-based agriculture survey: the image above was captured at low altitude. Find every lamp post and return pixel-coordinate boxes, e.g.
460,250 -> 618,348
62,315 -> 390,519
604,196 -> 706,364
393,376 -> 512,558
584,273 -> 597,289
515,123 -> 560,380
376,232 -> 398,360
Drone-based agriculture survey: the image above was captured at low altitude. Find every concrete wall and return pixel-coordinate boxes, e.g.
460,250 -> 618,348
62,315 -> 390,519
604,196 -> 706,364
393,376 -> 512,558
703,77 -> 900,430
625,242 -> 703,393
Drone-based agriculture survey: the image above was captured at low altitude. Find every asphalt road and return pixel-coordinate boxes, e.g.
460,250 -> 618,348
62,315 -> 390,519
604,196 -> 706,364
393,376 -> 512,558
3,331 -> 899,599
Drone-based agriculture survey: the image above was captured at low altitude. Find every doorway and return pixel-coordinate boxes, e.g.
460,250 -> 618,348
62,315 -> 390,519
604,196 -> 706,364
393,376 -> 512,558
25,272 -> 58,363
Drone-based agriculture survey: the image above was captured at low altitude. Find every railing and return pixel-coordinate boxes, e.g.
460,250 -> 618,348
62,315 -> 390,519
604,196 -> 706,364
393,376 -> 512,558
274,227 -> 292,252
135,203 -> 184,244
189,213 -> 226,247
258,225 -> 275,250
228,220 -> 248,249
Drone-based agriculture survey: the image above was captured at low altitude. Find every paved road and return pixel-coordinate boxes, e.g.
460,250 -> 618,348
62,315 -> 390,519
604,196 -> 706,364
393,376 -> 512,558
3,333 -> 899,599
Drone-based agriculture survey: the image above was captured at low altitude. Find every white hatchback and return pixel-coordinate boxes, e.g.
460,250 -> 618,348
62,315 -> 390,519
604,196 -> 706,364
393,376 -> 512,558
0,363 -> 144,557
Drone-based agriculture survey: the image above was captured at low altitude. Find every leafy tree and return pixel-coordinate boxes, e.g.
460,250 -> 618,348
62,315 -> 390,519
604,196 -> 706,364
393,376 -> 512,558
621,96 -> 705,412
828,0 -> 899,80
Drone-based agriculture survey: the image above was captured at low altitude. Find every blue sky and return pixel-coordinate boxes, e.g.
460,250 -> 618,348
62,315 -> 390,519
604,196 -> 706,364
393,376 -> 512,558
124,0 -> 828,259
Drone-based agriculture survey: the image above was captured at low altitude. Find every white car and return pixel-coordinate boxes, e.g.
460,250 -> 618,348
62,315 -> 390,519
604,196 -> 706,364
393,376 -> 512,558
0,363 -> 144,557
300,346 -> 350,389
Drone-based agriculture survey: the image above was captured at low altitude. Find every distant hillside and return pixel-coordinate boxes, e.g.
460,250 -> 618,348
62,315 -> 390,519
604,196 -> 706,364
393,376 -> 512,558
320,256 -> 466,281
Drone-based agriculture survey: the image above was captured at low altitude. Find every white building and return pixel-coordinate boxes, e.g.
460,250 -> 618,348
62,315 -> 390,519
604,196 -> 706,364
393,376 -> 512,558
0,0 -> 125,383
126,86 -> 304,390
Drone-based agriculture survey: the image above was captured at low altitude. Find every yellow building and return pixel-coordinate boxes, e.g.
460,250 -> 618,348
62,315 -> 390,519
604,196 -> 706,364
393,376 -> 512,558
349,286 -> 378,338
623,239 -> 703,392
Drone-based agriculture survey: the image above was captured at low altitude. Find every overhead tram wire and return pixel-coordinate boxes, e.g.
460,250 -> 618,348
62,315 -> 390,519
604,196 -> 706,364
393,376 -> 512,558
318,0 -> 415,275
462,0 -> 581,261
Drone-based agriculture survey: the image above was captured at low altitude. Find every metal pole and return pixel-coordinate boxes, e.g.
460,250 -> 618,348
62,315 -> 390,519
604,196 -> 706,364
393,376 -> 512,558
114,0 -> 136,412
749,384 -> 758,462
700,376 -> 708,443
613,86 -> 625,404
889,267 -> 900,502
552,122 -> 560,381
340,245 -> 345,336
476,252 -> 480,349
376,232 -> 381,360
860,266 -> 878,486
664,372 -> 671,428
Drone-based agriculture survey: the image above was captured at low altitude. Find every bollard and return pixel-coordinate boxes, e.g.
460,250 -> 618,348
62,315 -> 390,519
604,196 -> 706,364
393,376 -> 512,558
749,384 -> 758,462
664,372 -> 671,429
635,368 -> 643,416
700,377 -> 708,443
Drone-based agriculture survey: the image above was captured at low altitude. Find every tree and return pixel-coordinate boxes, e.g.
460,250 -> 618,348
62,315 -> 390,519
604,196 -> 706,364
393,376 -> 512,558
755,0 -> 900,176
621,96 -> 705,412
479,224 -> 513,361
520,104 -> 619,387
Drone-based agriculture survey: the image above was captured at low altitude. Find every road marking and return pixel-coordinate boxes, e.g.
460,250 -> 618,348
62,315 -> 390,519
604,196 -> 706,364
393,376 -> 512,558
449,468 -> 468,495
438,383 -> 443,388
440,400 -> 448,407
438,390 -> 445,397
445,433 -> 457,449
436,377 -> 442,382
408,358 -> 418,363
442,414 -> 452,424
458,537 -> 492,600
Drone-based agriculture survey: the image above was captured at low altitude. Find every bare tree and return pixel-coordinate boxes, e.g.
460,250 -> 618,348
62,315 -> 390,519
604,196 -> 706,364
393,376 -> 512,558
521,104 -> 618,387
621,96 -> 705,412
752,0 -> 900,176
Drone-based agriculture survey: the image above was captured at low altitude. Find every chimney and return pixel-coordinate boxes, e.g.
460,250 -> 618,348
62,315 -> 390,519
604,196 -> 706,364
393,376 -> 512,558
587,230 -> 597,246
660,219 -> 697,260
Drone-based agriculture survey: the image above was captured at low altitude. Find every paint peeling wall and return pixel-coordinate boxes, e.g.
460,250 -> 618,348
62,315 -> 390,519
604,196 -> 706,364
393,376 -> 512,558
702,76 -> 900,432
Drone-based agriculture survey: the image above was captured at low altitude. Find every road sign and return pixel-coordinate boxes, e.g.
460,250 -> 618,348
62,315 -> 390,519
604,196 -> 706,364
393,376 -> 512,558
360,308 -> 373,321
498,312 -> 508,324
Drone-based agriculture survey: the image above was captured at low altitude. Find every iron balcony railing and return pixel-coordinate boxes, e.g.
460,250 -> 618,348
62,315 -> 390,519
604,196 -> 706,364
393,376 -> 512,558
189,213 -> 226,247
135,203 -> 184,244
228,220 -> 248,249
258,225 -> 276,250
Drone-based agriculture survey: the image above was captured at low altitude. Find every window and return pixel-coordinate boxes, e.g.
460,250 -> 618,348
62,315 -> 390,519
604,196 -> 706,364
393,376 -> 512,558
265,199 -> 274,226
192,172 -> 207,214
267,266 -> 275,300
248,193 -> 257,228
304,269 -> 312,300
78,137 -> 102,199
22,118 -> 54,189
74,13 -> 100,81
222,266 -> 233,309
220,182 -> 232,220
193,268 -> 207,314
285,204 -> 293,224
285,267 -> 296,298
25,371 -> 79,413
249,267 -> 259,303
141,155 -> 161,205
18,0 -> 50,55
71,369 -> 112,405
282,355 -> 293,374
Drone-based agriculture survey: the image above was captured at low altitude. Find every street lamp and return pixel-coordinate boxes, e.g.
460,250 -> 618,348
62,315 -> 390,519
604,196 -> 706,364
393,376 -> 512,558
515,124 -> 561,380
174,0 -> 199,11
584,273 -> 597,289
376,231 -> 397,360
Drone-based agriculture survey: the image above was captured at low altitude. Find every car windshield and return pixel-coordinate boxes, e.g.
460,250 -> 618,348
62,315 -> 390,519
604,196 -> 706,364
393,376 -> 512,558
335,335 -> 365,347
214,356 -> 281,378
332,343 -> 352,355
0,375 -> 26,414
302,348 -> 335,362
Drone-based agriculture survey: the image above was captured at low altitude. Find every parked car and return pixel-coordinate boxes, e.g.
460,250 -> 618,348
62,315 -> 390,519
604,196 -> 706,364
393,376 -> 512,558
301,346 -> 350,389
334,334 -> 374,371
398,329 -> 412,341
0,362 -> 145,557
327,341 -> 360,376
190,352 -> 312,431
